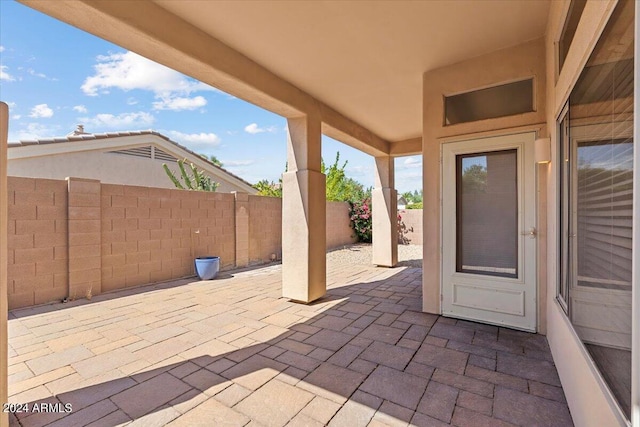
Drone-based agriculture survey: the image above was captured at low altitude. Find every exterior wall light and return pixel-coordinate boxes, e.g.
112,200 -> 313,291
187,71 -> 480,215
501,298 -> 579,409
535,137 -> 551,164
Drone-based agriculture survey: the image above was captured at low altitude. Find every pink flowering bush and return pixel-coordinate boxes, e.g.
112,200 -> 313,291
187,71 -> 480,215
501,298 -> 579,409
398,211 -> 410,244
349,199 -> 372,242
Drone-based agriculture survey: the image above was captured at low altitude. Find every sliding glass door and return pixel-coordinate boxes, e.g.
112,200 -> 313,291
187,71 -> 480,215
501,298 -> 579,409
557,0 -> 634,418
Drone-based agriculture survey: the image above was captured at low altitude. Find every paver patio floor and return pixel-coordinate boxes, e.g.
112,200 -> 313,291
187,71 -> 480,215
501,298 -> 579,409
7,262 -> 573,426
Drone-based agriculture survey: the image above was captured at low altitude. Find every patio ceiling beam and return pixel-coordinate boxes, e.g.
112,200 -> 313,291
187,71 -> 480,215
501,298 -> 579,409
19,0 -> 391,157
389,137 -> 422,156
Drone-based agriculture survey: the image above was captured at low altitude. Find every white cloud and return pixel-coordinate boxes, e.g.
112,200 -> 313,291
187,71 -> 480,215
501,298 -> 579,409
0,65 -> 15,82
223,160 -> 255,167
26,68 -> 57,81
0,46 -> 4,52
82,51 -> 215,98
244,123 -> 278,134
10,115 -> 21,120
6,101 -> 17,109
244,123 -> 261,134
73,105 -> 88,114
401,156 -> 422,169
29,104 -> 54,118
8,123 -> 61,141
166,130 -> 221,147
345,165 -> 372,178
79,111 -> 155,129
152,96 -> 207,111
126,97 -> 138,105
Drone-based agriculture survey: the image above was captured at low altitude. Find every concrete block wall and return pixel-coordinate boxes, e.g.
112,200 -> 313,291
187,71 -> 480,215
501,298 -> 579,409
248,195 -> 282,264
326,201 -> 357,249
100,184 -> 236,293
398,209 -> 423,245
7,177 -> 68,308
68,178 -> 102,300
234,192 -> 249,267
7,177 -> 359,309
247,197 -> 358,264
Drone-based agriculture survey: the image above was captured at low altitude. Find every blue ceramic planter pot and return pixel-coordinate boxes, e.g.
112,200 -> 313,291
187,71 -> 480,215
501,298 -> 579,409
195,256 -> 220,280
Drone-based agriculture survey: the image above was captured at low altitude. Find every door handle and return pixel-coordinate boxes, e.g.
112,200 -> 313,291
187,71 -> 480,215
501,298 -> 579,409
521,227 -> 537,239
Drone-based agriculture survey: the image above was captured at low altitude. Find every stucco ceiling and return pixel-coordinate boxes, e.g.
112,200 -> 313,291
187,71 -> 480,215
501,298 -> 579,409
154,0 -> 551,142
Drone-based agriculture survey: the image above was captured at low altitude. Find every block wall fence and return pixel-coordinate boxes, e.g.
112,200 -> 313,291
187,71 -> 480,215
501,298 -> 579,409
398,209 -> 423,245
7,176 -> 356,310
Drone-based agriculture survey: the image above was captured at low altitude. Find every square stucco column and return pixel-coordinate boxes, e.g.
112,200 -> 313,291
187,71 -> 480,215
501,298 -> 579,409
1,103 -> 9,427
372,156 -> 398,267
282,115 -> 326,303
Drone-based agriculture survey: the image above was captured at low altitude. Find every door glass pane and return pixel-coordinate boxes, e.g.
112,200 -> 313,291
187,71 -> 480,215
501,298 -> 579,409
456,150 -> 518,278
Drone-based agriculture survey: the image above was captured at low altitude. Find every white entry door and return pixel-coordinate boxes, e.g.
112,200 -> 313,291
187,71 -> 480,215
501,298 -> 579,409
442,132 -> 537,331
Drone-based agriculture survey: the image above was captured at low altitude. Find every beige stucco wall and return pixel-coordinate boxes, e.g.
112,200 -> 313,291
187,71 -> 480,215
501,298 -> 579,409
422,37 -> 547,316
8,150 -> 249,194
542,1 -> 627,426
398,209 -> 423,245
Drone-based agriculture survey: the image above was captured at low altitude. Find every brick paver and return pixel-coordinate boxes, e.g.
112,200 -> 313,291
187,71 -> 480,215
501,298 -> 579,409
8,262 -> 573,426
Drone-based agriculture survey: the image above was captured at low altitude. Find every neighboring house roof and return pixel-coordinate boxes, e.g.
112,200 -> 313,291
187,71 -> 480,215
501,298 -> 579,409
8,128 -> 257,193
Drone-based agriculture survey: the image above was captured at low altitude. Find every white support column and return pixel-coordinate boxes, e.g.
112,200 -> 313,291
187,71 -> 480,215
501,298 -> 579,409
0,103 -> 9,427
282,115 -> 326,303
372,156 -> 398,267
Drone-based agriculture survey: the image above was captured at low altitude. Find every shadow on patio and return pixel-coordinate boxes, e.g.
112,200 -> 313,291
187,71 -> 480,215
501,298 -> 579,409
7,263 -> 573,427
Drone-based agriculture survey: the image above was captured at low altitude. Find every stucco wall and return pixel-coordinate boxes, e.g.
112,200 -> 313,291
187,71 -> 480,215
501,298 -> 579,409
398,209 -> 423,245
422,37 -> 547,315
6,178 -> 357,309
8,150 -> 249,194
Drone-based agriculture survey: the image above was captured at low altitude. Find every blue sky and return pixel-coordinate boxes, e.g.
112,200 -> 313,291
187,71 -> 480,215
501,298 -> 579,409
0,1 -> 422,192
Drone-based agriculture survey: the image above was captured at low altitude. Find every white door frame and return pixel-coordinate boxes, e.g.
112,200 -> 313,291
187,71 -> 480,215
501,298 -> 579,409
441,131 -> 537,331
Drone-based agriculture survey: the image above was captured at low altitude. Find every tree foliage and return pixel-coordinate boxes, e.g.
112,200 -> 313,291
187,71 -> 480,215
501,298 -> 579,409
462,164 -> 488,193
199,154 -> 223,167
401,189 -> 423,209
253,153 -> 370,203
253,152 -> 374,242
253,179 -> 282,197
163,159 -> 219,192
322,153 -> 370,202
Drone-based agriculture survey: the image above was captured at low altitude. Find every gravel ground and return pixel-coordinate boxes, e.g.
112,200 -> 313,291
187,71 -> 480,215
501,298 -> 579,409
327,243 -> 423,268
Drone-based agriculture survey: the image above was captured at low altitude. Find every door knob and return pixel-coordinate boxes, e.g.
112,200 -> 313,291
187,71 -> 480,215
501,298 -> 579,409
521,227 -> 537,239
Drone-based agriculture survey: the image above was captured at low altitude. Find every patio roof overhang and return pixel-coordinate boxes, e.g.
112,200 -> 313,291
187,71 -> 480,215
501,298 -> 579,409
18,0 -> 550,157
